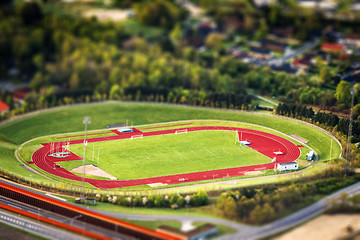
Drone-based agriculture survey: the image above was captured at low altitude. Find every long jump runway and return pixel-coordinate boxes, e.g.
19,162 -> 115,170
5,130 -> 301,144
31,127 -> 301,189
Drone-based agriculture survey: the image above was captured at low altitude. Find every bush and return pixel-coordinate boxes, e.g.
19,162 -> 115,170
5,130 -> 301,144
177,196 -> 185,208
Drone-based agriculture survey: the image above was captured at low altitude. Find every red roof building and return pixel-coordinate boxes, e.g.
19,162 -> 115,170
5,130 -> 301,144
12,86 -> 31,102
321,43 -> 345,53
0,100 -> 10,113
293,53 -> 317,68
343,34 -> 360,48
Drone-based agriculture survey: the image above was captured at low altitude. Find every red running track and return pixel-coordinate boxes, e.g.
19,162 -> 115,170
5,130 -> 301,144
31,126 -> 301,189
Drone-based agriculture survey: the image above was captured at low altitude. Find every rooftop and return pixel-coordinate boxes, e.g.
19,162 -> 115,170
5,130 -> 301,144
344,34 -> 360,40
279,162 -> 297,166
12,86 -> 31,100
157,224 -> 217,239
321,43 -> 345,52
0,100 -> 10,112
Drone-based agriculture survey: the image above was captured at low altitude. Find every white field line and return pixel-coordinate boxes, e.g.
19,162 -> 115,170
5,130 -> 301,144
156,148 -> 171,160
221,147 -> 231,156
173,148 -> 186,159
205,148 -> 216,156
190,149 -> 205,160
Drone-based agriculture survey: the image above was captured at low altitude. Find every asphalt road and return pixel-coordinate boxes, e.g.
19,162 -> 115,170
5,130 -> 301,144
1,180 -> 360,239
0,209 -> 87,240
263,38 -> 320,66
241,181 -> 360,240
0,196 -> 130,240
95,181 -> 360,240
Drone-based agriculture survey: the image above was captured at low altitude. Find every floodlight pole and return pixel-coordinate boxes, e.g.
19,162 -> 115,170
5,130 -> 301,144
81,117 -> 90,203
330,138 -> 332,161
346,86 -> 355,176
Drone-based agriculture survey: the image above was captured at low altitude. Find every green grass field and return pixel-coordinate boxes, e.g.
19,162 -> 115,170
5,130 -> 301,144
61,131 -> 271,180
0,102 -> 341,189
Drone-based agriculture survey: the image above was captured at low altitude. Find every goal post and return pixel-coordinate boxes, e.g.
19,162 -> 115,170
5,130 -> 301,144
175,129 -> 188,135
131,134 -> 143,140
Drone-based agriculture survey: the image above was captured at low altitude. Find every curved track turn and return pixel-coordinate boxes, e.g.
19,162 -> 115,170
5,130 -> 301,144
31,126 -> 301,189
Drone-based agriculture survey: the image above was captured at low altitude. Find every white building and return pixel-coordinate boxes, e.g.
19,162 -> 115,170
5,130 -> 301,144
306,151 -> 314,161
117,128 -> 134,133
277,162 -> 298,171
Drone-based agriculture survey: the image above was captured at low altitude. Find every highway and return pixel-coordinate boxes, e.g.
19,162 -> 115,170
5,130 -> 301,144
0,208 -> 88,240
0,196 -> 132,240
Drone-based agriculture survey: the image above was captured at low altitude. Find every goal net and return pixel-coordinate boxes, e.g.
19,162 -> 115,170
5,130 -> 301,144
175,129 -> 188,135
131,134 -> 143,140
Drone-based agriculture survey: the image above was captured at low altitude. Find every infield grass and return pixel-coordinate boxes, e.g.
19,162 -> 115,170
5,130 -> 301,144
61,131 -> 271,180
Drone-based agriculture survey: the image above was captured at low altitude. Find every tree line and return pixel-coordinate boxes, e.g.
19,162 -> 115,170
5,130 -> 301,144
0,1 -> 357,115
216,168 -> 359,224
94,190 -> 209,209
276,103 -> 360,143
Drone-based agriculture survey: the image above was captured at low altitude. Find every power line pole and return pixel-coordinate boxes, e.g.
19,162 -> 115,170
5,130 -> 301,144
81,117 -> 90,203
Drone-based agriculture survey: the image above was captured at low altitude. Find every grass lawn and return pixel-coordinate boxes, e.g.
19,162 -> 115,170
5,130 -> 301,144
121,219 -> 236,239
120,19 -> 164,39
61,131 -> 271,180
121,219 -> 182,230
0,102 -> 341,189
193,221 -> 236,239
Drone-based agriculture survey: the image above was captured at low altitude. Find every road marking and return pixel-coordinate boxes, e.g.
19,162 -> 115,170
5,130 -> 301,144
8,204 -> 21,209
29,211 -> 40,215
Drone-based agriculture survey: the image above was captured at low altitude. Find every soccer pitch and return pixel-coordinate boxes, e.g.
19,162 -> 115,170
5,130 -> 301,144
63,131 -> 271,180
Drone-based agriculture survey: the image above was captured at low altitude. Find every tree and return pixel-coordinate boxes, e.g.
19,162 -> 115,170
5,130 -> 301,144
109,84 -> 123,100
147,195 -> 155,207
17,2 -> 43,25
169,195 -> 179,205
30,72 -> 45,91
131,196 -> 141,207
320,67 -> 332,85
334,81 -> 351,108
69,73 -> 80,90
170,23 -> 182,43
223,196 -> 238,219
190,194 -> 200,206
0,0 -> 12,7
205,33 -> 225,51
338,0 -> 352,12
177,196 -> 185,208
353,104 -> 360,119
154,195 -> 164,207
254,18 -> 268,40
134,0 -> 187,29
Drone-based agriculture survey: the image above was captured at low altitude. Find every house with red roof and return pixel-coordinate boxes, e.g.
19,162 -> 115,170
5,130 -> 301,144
0,100 -> 10,114
341,34 -> 360,48
321,43 -> 345,53
293,56 -> 312,69
12,86 -> 31,105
